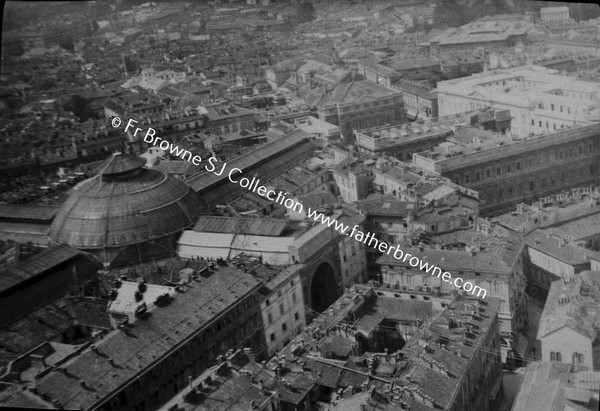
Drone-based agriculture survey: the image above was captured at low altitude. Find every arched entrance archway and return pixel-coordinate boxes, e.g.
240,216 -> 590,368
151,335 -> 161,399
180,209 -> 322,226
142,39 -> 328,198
310,262 -> 338,313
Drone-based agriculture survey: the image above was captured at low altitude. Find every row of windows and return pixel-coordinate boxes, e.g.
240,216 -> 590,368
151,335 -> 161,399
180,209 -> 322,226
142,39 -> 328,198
269,312 -> 301,342
176,121 -> 202,131
455,143 -> 595,185
342,115 -> 393,131
265,288 -> 297,307
207,297 -> 259,336
550,351 -> 585,363
532,119 -> 570,132
484,165 -> 597,203
266,291 -> 298,324
550,351 -> 561,362
542,103 -> 571,114
107,311 -> 261,411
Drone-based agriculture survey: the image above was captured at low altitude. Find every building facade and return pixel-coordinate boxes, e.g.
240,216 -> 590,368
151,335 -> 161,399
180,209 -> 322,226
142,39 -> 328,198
436,66 -> 600,138
332,160 -> 374,203
413,122 -> 600,216
395,79 -> 438,119
259,265 -> 307,358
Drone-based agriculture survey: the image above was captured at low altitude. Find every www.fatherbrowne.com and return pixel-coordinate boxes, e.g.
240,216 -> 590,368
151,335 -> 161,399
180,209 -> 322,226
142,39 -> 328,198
126,118 -> 486,299
305,211 -> 486,299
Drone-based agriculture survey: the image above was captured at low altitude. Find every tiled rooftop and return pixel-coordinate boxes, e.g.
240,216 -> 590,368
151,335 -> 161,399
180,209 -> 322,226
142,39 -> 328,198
398,296 -> 502,410
0,245 -> 85,295
378,218 -> 524,275
317,80 -> 400,108
525,229 -> 597,266
537,271 -> 600,341
512,362 -> 593,411
7,267 -> 261,410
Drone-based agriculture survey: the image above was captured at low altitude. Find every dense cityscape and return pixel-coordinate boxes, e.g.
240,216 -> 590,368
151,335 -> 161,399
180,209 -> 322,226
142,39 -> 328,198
1,0 -> 600,410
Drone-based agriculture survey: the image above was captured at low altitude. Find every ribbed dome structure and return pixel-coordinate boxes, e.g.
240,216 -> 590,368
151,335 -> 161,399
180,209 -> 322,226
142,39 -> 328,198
49,153 -> 205,267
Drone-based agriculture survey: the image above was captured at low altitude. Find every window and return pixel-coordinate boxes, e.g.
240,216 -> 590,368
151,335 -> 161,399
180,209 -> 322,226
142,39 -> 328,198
294,312 -> 300,321
516,162 -> 521,171
556,352 -> 562,362
551,103 -> 554,111
551,351 -> 555,361
266,299 -> 270,306
292,292 -> 297,304
270,333 -> 275,342
282,323 -> 287,332
475,172 -> 480,182
267,312 -> 273,325
506,164 -> 511,173
486,169 -> 491,178
497,167 -> 501,176
279,303 -> 284,315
